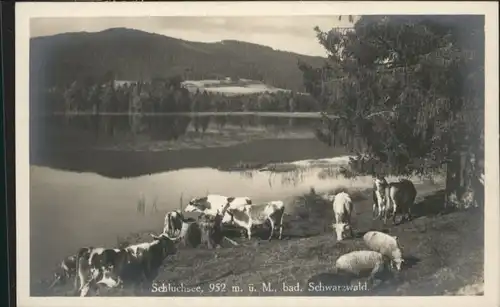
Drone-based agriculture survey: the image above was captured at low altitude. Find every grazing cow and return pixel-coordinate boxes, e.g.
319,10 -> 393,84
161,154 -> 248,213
332,192 -> 354,241
75,233 -> 180,296
49,254 -> 78,289
372,176 -> 389,219
163,210 -> 185,236
384,179 -> 417,225
226,200 -> 285,240
184,194 -> 252,224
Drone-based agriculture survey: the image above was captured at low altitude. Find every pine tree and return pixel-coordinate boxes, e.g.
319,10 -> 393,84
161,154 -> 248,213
300,15 -> 484,209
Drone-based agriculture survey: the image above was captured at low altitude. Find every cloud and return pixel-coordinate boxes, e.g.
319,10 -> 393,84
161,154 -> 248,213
31,16 -> 356,56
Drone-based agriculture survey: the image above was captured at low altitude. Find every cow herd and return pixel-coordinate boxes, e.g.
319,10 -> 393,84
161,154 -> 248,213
47,175 -> 418,296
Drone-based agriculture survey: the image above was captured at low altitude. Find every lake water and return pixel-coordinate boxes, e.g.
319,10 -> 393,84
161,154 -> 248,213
30,114 -> 381,281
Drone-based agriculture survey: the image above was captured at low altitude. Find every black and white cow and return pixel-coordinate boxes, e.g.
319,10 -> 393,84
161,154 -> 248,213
74,233 -> 180,296
226,200 -> 285,240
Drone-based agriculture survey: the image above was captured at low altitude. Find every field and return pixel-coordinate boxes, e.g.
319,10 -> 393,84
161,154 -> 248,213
34,181 -> 484,297
181,79 -> 291,96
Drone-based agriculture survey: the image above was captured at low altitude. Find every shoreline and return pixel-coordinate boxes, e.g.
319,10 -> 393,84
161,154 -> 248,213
34,111 -> 338,119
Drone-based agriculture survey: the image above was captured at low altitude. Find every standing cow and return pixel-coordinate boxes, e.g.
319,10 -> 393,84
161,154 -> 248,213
226,200 -> 285,240
384,178 -> 417,225
332,192 -> 354,241
372,175 -> 389,220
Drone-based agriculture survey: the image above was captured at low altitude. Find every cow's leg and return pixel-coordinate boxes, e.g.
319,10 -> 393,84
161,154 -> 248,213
267,217 -> 275,241
246,224 -> 252,240
278,211 -> 284,240
406,203 -> 413,221
392,199 -> 398,225
367,262 -> 383,288
375,191 -> 383,219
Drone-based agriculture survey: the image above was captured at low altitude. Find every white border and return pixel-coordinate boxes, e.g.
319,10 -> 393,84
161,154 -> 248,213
15,2 -> 499,307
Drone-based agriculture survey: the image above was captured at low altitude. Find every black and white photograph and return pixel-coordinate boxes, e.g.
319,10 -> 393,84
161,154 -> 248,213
15,1 -> 499,306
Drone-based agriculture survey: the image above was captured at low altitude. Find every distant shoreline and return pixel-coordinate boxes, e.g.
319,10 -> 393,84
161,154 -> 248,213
36,111 -> 337,119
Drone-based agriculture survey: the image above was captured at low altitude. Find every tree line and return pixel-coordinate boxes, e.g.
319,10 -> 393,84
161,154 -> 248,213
34,76 -> 321,115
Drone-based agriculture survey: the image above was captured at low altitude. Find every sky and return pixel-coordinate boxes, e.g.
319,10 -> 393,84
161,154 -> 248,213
30,16 -> 356,57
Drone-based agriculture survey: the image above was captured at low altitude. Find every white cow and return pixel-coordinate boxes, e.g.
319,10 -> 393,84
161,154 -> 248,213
332,192 -> 354,241
226,200 -> 285,240
372,176 -> 389,219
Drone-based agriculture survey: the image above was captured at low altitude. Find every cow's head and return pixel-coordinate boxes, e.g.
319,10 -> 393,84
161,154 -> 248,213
184,196 -> 210,213
96,265 -> 122,288
390,246 -> 404,271
151,232 -> 181,258
333,223 -> 351,241
390,257 -> 404,271
165,210 -> 184,236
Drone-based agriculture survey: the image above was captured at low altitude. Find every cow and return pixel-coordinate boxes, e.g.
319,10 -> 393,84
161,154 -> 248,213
74,232 -> 180,296
184,194 -> 252,224
226,200 -> 285,240
372,175 -> 389,220
198,212 -> 225,249
163,210 -> 185,236
383,178 -> 417,225
332,192 -> 355,241
48,254 -> 78,289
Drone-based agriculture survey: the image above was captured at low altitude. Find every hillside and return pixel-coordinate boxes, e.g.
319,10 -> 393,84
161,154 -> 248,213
30,28 -> 326,92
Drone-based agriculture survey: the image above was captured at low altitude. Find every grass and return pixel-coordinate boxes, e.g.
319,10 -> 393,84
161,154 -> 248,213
34,184 -> 484,297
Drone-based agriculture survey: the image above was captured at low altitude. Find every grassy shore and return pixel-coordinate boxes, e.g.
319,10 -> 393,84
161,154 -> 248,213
34,181 -> 484,297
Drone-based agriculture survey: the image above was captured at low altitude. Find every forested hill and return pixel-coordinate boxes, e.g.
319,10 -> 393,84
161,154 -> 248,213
30,27 -> 326,92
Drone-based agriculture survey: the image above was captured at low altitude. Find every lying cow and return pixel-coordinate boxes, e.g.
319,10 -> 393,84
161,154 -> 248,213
74,247 -> 130,296
48,254 -> 78,289
184,194 -> 252,224
332,192 -> 354,241
75,232 -> 180,296
198,212 -> 225,249
383,178 -> 417,225
372,175 -> 389,220
226,200 -> 285,240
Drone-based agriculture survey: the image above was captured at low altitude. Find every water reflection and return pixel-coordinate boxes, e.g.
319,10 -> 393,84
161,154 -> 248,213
34,114 -> 321,145
30,114 -> 345,178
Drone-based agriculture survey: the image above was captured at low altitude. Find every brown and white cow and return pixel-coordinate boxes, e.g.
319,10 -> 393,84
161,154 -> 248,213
74,233 -> 180,296
184,194 -> 252,224
226,200 -> 285,240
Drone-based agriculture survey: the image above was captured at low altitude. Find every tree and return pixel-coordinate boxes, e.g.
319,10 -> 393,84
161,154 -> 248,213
301,15 -> 484,209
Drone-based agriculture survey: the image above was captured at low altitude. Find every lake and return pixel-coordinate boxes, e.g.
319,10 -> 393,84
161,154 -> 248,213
30,113 -> 381,282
